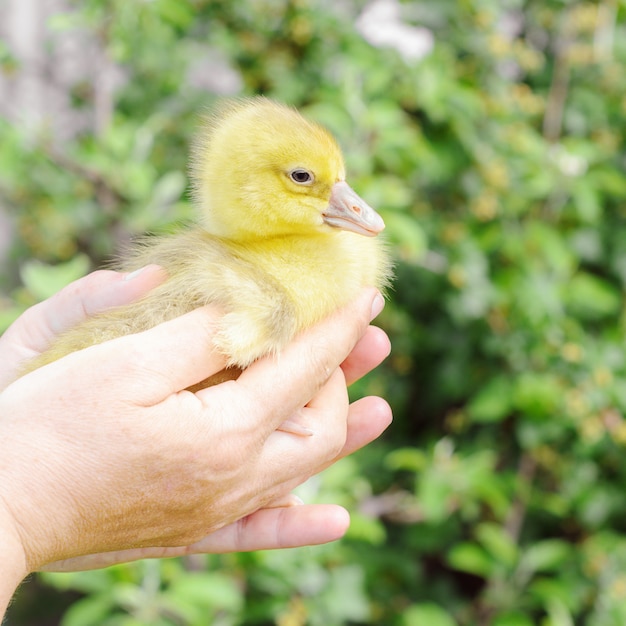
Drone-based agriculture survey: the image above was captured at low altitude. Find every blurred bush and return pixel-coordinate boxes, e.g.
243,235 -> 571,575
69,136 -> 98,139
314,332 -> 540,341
2,0 -> 626,624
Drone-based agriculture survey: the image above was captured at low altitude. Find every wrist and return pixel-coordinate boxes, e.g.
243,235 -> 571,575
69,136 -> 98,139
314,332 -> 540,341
0,496 -> 29,617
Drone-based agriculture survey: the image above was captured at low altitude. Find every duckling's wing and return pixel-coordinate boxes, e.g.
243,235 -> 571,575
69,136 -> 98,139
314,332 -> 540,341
23,229 -> 299,374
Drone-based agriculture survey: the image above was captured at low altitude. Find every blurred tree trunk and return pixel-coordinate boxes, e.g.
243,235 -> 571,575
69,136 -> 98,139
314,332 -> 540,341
0,0 -> 122,140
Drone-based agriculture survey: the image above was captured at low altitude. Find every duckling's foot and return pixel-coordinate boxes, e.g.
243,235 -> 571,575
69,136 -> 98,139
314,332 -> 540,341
186,366 -> 242,392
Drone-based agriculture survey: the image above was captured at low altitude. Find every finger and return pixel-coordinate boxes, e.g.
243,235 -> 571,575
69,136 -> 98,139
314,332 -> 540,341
196,504 -> 350,552
242,397 -> 391,537
206,288 -> 383,436
39,504 -> 350,572
252,386 -> 390,498
253,368 -> 350,486
338,395 -> 392,460
13,304 -> 226,405
40,305 -> 230,404
2,265 -> 166,356
46,265 -> 167,336
0,266 -> 168,391
341,325 -> 391,386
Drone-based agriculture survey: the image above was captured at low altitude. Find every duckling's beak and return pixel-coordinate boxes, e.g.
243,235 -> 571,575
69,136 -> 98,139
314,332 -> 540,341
323,181 -> 385,237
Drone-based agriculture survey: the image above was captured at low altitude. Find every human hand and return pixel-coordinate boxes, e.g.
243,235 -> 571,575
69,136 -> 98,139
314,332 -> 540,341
41,313 -> 392,572
0,265 -> 166,390
0,271 -> 391,578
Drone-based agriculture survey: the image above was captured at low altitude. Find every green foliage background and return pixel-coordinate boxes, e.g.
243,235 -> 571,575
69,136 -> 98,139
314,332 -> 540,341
2,0 -> 626,624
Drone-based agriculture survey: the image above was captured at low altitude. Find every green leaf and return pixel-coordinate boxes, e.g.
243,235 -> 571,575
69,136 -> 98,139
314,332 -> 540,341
40,569 -> 121,595
526,221 -> 575,277
401,602 -> 458,626
359,175 -> 414,210
545,597 -> 575,626
321,565 -> 370,623
492,612 -> 535,626
564,272 -> 622,321
149,170 -> 186,210
512,372 -> 562,419
165,572 -> 243,612
572,178 -> 601,224
475,522 -> 519,568
346,512 -> 387,545
528,577 -> 577,612
60,594 -> 115,626
380,210 -> 428,264
418,472 -> 453,522
155,0 -> 195,28
19,255 -> 90,302
468,375 -> 513,423
447,542 -> 494,578
386,447 -> 427,472
520,539 -> 571,575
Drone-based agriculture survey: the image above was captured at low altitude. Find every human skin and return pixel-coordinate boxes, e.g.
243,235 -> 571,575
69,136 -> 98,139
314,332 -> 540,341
0,266 -> 392,615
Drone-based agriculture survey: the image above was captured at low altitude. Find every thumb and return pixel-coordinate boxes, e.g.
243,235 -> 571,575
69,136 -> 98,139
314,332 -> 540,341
2,265 -> 166,356
0,265 -> 166,391
28,305 -> 230,404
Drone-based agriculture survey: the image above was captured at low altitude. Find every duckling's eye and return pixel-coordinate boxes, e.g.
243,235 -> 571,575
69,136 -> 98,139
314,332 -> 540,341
289,168 -> 314,185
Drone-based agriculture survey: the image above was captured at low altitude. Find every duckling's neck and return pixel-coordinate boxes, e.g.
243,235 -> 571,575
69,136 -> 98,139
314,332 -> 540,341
224,230 -> 379,326
227,232 -> 346,282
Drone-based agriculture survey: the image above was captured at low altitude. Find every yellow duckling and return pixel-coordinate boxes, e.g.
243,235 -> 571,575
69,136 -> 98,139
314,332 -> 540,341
22,98 -> 392,386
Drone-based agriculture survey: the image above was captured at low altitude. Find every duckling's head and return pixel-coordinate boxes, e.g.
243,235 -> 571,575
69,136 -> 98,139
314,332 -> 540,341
191,97 -> 384,241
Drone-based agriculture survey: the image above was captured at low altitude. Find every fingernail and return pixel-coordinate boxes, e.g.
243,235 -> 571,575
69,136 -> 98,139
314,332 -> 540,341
123,267 -> 147,281
370,292 -> 385,320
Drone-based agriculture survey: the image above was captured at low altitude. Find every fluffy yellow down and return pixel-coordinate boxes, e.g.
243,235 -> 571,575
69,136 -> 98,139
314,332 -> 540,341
22,97 -> 392,386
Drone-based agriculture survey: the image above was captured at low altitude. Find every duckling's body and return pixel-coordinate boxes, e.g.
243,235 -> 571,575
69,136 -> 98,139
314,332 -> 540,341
22,98 -> 392,384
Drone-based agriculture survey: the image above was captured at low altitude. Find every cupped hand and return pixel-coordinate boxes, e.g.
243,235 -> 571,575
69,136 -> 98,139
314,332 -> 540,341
0,268 -> 391,575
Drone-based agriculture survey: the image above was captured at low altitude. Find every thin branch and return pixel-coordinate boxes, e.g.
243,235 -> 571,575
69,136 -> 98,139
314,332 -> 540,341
542,10 -> 573,143
503,452 -> 537,543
